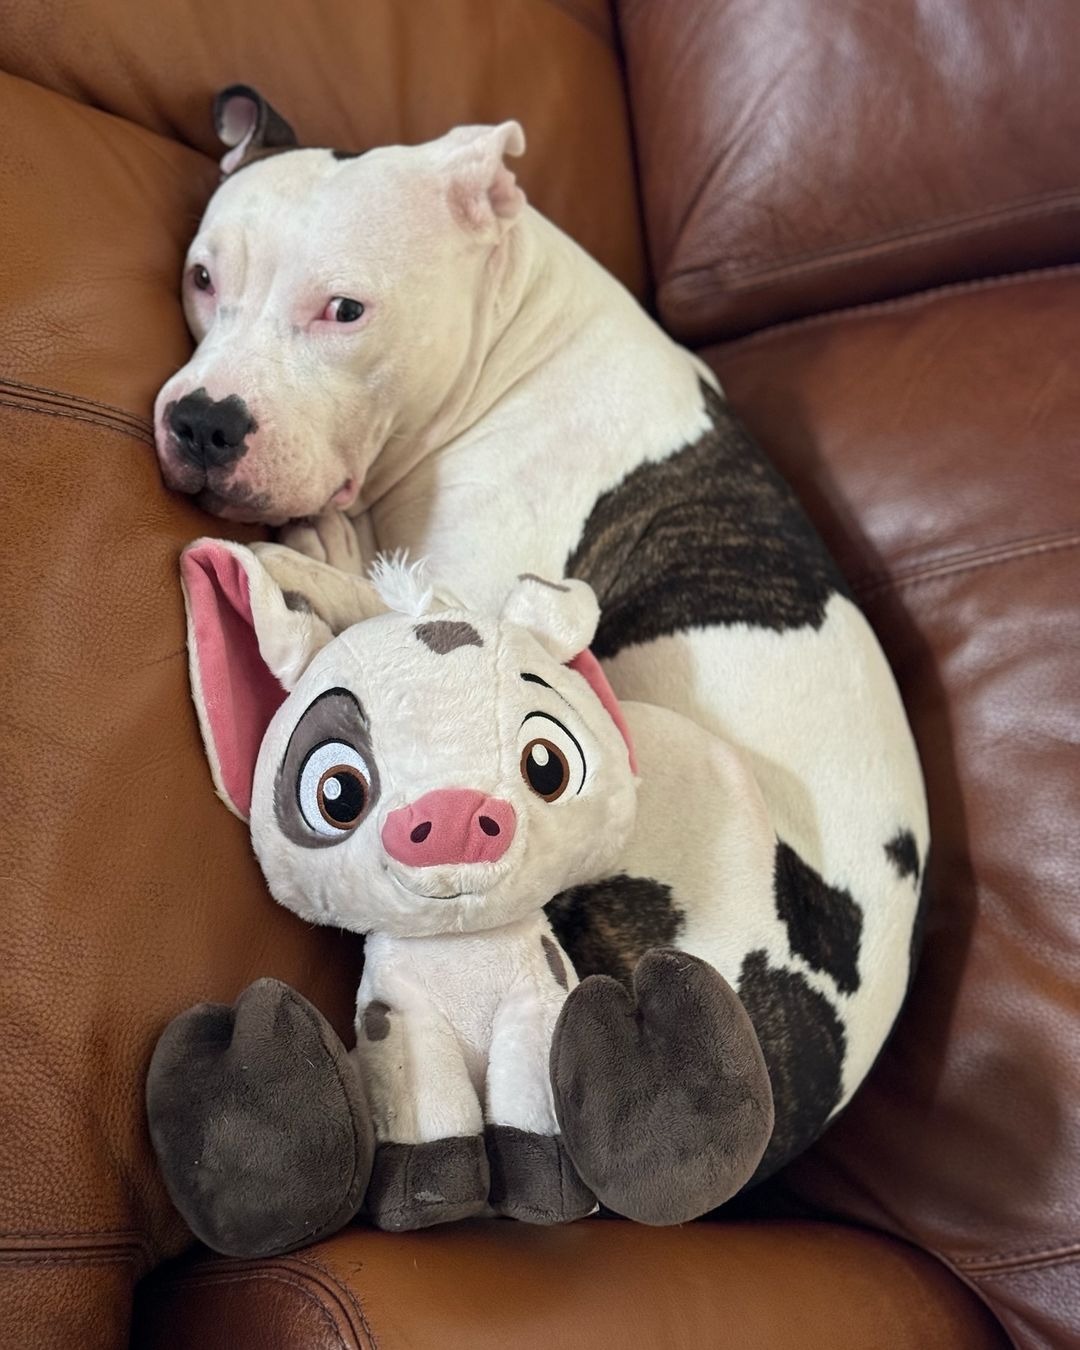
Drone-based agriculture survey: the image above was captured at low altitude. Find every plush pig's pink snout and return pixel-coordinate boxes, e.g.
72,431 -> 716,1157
381,789 -> 516,868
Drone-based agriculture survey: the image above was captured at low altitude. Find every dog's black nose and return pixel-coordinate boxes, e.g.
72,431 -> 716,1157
167,389 -> 256,470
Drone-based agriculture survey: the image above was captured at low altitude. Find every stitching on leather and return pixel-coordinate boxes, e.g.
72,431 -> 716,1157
664,187 -> 1080,299
713,262 -> 1080,355
0,396 -> 155,445
0,375 -> 154,430
287,1252 -> 379,1348
152,1269 -> 356,1348
537,0 -> 612,46
0,1252 -> 136,1268
853,530 -> 1080,601
0,1228 -> 145,1240
963,1243 -> 1080,1276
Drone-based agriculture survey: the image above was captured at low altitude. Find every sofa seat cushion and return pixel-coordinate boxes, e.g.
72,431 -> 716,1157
132,1219 -> 1008,1349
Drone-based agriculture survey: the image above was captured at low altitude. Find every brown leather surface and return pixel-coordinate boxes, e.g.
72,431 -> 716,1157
0,66 -> 364,1343
0,0 -> 646,299
708,266 -> 1080,1350
132,1219 -> 1010,1350
618,0 -> 1080,341
1,0 -> 1071,1345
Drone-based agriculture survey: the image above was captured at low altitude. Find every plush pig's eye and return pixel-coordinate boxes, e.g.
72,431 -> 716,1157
519,712 -> 587,801
298,740 -> 371,835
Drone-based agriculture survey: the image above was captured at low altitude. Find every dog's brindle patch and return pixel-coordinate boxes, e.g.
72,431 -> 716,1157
774,842 -> 863,996
567,381 -> 849,659
737,949 -> 845,1182
540,935 -> 569,990
547,874 -> 684,985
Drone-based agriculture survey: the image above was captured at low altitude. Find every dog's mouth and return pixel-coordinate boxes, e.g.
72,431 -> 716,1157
328,478 -> 359,511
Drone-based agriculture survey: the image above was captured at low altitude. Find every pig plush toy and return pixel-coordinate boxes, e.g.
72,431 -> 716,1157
147,539 -> 775,1256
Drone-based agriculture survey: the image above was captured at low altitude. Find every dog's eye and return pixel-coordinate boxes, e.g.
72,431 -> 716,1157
519,713 -> 587,802
324,296 -> 365,323
297,739 -> 372,836
191,264 -> 214,293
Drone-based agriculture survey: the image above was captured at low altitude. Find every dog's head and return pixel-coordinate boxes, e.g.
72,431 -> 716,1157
154,87 -> 527,525
181,541 -> 638,937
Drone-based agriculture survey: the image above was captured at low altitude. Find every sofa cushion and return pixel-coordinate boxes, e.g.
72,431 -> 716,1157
0,0 -> 646,298
707,266 -> 1080,1350
618,0 -> 1080,340
131,1219 -> 1008,1349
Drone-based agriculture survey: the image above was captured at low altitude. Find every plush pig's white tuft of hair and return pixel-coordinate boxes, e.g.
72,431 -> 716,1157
369,551 -> 436,617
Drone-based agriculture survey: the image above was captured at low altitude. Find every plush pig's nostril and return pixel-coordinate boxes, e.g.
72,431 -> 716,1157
383,789 -> 516,870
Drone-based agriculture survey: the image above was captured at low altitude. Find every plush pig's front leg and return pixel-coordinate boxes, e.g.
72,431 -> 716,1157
485,923 -> 595,1224
354,967 -> 489,1232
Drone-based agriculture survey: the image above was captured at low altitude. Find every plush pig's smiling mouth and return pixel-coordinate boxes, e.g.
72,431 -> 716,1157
385,869 -> 468,903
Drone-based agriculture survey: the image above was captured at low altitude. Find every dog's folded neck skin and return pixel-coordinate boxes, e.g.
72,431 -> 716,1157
358,211 -> 594,511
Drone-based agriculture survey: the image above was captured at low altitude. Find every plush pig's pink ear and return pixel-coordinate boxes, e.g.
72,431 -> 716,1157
180,539 -> 334,820
568,650 -> 638,776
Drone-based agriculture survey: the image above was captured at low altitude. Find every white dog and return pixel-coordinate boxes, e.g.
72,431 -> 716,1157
149,86 -> 928,1250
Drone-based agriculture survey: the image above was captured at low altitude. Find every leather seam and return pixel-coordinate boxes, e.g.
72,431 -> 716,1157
0,1251 -> 137,1268
0,1228 -> 145,1240
278,1253 -> 379,1349
713,262 -> 1080,354
0,396 -> 155,445
0,375 -> 154,432
853,530 -> 1080,600
663,186 -> 1080,300
964,1244 -> 1080,1276
153,1269 -> 358,1348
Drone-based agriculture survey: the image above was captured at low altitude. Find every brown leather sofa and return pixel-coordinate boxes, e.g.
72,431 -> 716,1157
1,1 -> 1076,1346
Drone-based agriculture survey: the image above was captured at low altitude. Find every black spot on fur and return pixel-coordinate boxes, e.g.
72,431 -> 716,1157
737,950 -> 845,1182
541,935 -> 569,990
566,381 -> 848,658
414,620 -> 483,654
363,1001 -> 391,1041
885,829 -> 921,882
547,874 -> 684,985
774,842 -> 862,995
331,148 -> 365,160
283,590 -> 313,614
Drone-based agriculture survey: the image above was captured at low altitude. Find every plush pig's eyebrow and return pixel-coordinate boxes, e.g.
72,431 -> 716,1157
520,671 -> 571,708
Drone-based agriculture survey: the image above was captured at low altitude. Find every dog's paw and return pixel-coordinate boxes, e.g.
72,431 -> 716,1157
551,948 -> 774,1225
279,510 -> 365,574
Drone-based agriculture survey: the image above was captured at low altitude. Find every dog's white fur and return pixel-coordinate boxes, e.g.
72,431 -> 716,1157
160,122 -> 929,1136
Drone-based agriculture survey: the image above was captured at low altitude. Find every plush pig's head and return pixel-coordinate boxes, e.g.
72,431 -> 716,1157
154,86 -> 528,525
182,541 -> 638,937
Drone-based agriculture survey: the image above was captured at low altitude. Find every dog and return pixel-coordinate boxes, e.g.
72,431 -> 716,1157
150,85 -> 929,1245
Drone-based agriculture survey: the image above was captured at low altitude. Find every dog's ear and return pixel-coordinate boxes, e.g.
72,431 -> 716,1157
213,84 -> 299,176
440,121 -> 527,233
180,539 -> 336,820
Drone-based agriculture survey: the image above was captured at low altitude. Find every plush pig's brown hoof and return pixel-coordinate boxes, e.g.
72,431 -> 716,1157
147,978 -> 373,1258
551,948 -> 774,1224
